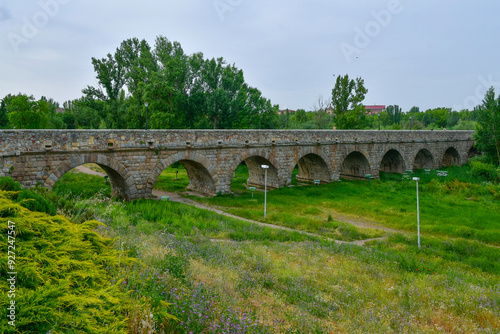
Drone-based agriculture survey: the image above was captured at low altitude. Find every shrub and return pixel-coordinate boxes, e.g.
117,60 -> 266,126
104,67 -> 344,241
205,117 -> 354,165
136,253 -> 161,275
0,177 -> 21,191
17,189 -> 56,215
470,161 -> 499,182
0,195 -> 131,333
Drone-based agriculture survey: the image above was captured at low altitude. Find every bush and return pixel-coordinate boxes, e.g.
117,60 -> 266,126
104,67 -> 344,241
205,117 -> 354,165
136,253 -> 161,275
470,161 -> 499,182
0,195 -> 132,333
0,177 -> 21,191
17,189 -> 56,215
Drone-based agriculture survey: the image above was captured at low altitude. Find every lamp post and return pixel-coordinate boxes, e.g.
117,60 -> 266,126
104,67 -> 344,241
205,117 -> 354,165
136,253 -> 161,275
378,113 -> 380,130
413,177 -> 421,249
261,164 -> 269,218
145,102 -> 149,130
410,116 -> 412,130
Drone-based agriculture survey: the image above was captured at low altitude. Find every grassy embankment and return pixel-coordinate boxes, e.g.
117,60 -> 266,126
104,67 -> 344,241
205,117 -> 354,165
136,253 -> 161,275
36,162 -> 500,333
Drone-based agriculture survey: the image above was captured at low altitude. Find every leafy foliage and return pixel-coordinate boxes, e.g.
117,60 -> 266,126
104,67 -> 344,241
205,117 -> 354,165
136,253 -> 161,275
79,36 -> 278,130
475,87 -> 500,164
331,74 -> 368,129
0,194 -> 131,333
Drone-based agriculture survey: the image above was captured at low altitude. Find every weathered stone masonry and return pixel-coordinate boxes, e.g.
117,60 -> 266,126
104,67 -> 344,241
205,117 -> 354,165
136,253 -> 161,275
0,130 -> 475,200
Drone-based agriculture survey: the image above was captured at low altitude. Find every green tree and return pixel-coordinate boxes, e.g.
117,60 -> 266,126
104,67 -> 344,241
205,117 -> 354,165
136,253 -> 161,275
7,94 -> 49,129
331,74 -> 368,129
386,105 -> 402,125
475,87 -> 500,164
0,97 -> 10,128
83,51 -> 126,128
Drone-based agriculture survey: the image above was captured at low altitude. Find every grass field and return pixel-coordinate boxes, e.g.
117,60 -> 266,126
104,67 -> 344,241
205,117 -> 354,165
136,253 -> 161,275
40,161 -> 500,333
192,165 -> 500,246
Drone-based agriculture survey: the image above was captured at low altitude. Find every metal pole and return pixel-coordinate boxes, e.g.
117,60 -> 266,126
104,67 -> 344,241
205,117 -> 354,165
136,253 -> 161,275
416,179 -> 421,249
264,168 -> 267,218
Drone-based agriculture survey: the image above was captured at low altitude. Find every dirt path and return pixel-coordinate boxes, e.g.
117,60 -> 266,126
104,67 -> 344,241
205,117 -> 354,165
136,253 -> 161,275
151,189 -> 390,246
75,165 -> 106,177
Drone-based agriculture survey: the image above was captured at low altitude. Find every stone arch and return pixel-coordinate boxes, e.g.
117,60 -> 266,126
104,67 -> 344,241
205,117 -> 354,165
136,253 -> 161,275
149,151 -> 217,195
468,145 -> 479,160
340,151 -> 371,179
292,151 -> 332,184
441,147 -> 461,167
221,149 -> 281,191
45,154 -> 134,200
413,149 -> 434,170
380,149 -> 405,174
239,155 -> 279,189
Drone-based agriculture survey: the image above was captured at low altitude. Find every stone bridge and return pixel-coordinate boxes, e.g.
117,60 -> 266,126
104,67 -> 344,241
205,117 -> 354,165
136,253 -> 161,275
0,130 -> 476,200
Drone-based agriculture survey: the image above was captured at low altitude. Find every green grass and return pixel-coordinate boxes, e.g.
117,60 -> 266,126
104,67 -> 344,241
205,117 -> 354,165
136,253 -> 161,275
20,163 -> 500,332
60,190 -> 500,333
154,164 -> 190,192
193,165 -> 500,246
53,170 -> 111,199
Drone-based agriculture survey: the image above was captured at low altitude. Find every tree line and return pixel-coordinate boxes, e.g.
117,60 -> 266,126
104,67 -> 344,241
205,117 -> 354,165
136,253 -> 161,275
1,36 -> 279,130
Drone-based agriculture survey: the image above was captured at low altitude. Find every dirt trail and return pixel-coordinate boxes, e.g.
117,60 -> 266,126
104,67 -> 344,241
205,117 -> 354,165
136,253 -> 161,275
151,189 -> 390,246
75,165 -> 106,177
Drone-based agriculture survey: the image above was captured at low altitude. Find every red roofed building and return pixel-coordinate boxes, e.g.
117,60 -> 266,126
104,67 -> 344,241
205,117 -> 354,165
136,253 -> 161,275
365,105 -> 385,115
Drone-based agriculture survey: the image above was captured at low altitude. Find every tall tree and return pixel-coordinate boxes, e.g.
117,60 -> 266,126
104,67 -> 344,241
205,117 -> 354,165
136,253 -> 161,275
475,87 -> 500,164
386,105 -> 402,125
7,94 -> 49,129
82,51 -> 126,128
0,97 -> 10,128
331,74 -> 368,129
312,94 -> 331,129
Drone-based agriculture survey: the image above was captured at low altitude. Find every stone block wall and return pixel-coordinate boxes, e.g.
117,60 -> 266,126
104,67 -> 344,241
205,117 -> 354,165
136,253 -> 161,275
0,130 -> 475,200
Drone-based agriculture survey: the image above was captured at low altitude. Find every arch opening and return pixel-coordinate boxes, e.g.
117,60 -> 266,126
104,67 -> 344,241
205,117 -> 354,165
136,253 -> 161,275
154,160 -> 216,196
294,153 -> 331,184
380,149 -> 405,174
49,162 -> 129,200
442,147 -> 460,167
243,156 -> 279,190
413,149 -> 434,170
468,146 -> 479,160
340,151 -> 371,179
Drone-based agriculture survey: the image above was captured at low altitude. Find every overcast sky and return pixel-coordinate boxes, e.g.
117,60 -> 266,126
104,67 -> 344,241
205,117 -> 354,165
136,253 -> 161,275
1,0 -> 499,112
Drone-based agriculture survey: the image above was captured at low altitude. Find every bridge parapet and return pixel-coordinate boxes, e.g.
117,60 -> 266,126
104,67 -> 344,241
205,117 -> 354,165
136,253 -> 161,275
0,130 -> 476,200
0,130 -> 474,156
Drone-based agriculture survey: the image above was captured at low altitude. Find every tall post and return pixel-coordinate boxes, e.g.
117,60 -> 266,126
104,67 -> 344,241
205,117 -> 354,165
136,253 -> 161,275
262,165 -> 269,218
145,102 -> 149,130
378,113 -> 380,131
413,177 -> 421,249
264,168 -> 267,218
410,116 -> 412,130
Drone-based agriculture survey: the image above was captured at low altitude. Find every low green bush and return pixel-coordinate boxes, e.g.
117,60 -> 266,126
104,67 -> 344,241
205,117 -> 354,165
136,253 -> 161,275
470,160 -> 499,182
0,177 -> 21,191
0,194 -> 131,333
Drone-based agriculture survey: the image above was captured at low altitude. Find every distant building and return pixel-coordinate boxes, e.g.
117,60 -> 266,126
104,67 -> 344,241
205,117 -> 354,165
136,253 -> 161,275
365,105 -> 385,115
55,108 -> 66,114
